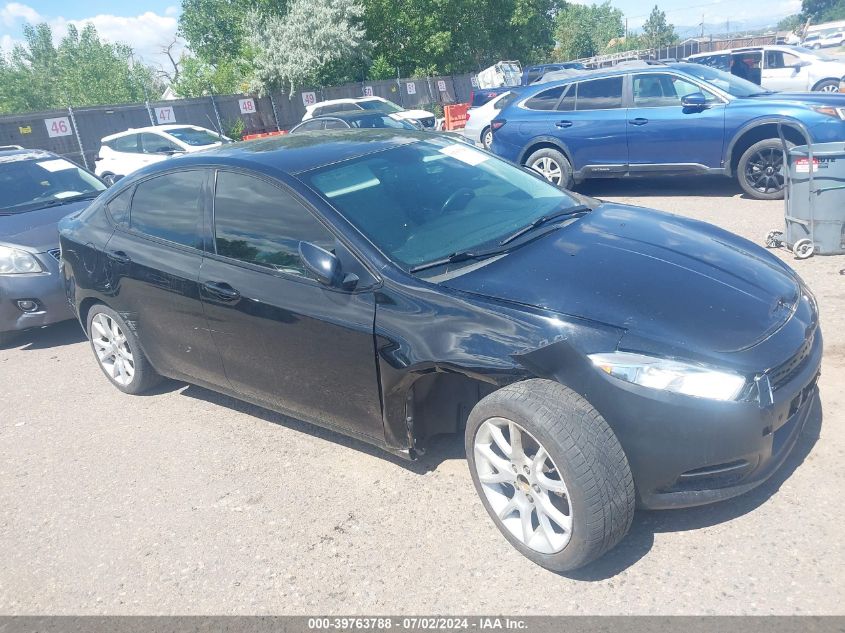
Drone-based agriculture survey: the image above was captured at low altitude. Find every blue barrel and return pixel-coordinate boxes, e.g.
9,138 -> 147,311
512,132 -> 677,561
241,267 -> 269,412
786,143 -> 845,256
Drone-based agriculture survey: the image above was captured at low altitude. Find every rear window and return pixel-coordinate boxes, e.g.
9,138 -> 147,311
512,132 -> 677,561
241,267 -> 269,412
574,77 -> 623,110
130,170 -> 204,248
165,127 -> 226,146
524,86 -> 565,110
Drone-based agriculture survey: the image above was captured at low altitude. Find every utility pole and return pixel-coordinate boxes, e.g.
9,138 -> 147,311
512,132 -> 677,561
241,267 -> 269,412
701,14 -> 704,38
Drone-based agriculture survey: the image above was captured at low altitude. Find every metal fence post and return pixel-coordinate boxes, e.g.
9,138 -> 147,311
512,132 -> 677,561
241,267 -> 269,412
67,106 -> 89,170
268,92 -> 281,131
209,94 -> 224,134
145,99 -> 155,125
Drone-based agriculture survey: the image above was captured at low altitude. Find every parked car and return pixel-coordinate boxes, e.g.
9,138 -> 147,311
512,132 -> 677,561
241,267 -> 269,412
302,97 -> 436,128
95,125 -> 230,184
490,61 -> 845,199
686,45 -> 845,92
60,131 -> 821,572
475,60 -> 523,89
0,146 -> 106,345
462,90 -> 520,148
470,63 -> 587,108
290,111 -> 421,132
802,30 -> 845,49
522,62 -> 586,85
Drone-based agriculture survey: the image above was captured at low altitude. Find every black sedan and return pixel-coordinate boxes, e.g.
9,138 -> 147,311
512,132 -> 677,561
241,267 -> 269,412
290,111 -> 421,132
59,131 -> 821,572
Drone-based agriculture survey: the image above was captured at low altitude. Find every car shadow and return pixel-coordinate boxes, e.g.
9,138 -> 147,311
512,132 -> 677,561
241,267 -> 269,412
171,381 -> 822,580
0,320 -> 86,351
577,175 -> 748,199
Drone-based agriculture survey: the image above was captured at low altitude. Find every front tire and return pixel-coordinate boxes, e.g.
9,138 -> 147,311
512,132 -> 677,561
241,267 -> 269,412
87,304 -> 161,394
737,139 -> 791,200
525,148 -> 574,189
465,379 -> 635,573
813,79 -> 840,92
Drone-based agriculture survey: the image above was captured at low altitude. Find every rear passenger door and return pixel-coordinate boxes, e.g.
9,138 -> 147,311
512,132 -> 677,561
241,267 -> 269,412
552,76 -> 628,174
198,169 -> 384,440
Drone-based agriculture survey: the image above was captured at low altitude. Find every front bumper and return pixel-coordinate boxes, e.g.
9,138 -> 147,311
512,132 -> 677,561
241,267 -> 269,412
589,330 -> 823,510
0,249 -> 73,335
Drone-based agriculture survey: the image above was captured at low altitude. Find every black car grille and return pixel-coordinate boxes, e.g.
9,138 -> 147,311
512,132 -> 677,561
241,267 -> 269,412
47,248 -> 61,262
769,334 -> 814,391
419,117 -> 435,128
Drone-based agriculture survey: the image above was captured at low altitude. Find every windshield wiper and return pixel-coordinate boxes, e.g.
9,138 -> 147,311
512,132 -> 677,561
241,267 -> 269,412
409,249 -> 503,274
38,192 -> 102,208
499,204 -> 591,246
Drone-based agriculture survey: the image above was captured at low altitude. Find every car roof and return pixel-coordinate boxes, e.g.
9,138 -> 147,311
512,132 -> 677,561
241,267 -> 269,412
311,97 -> 384,108
137,129 -> 433,176
101,124 -> 207,141
310,111 -> 398,121
0,147 -> 55,162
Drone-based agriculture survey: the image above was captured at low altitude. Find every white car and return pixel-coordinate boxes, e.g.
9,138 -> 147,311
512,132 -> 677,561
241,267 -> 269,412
461,91 -> 518,149
803,30 -> 845,49
302,97 -> 436,128
95,125 -> 230,184
687,45 -> 845,92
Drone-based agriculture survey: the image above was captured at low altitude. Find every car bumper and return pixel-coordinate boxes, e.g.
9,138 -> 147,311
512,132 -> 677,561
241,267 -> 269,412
0,250 -> 73,335
589,330 -> 823,510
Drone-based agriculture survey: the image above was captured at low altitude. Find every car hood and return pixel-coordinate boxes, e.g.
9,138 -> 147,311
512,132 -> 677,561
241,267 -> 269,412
440,203 -> 801,354
0,199 -> 92,252
745,91 -> 845,106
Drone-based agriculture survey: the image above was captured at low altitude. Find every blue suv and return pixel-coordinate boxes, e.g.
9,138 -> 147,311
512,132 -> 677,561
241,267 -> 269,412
490,62 -> 845,199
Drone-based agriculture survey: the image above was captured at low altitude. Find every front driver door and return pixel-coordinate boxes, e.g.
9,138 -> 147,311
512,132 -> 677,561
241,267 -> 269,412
199,169 -> 384,441
626,72 -> 726,170
761,49 -> 810,91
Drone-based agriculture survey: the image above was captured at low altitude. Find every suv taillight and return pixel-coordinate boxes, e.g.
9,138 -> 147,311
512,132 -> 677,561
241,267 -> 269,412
491,119 -> 506,131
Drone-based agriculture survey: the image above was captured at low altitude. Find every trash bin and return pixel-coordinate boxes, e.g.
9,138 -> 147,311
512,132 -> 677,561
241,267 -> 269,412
782,142 -> 845,257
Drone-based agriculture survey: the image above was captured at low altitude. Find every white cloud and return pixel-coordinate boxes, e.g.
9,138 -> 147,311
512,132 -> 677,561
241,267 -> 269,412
0,3 -> 182,70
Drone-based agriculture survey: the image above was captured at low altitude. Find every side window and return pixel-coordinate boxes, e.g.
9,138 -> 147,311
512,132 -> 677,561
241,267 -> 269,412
213,171 -> 336,279
130,170 -> 204,248
632,74 -> 717,107
312,106 -> 326,117
323,119 -> 349,130
524,86 -> 565,110
767,51 -> 799,69
140,133 -> 180,154
295,120 -> 325,132
108,134 -> 139,153
106,187 -> 133,226
556,84 -> 576,111
575,77 -> 623,110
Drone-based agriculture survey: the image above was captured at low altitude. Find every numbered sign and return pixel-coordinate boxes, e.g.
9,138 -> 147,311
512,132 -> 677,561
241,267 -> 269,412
155,107 -> 175,124
45,117 -> 72,138
406,82 -> 416,95
302,92 -> 317,107
470,76 -> 479,88
238,98 -> 256,114
437,80 -> 447,92
363,86 -> 374,97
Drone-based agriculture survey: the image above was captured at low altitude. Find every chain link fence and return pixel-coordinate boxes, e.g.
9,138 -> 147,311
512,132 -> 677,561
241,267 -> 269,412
0,73 -> 476,169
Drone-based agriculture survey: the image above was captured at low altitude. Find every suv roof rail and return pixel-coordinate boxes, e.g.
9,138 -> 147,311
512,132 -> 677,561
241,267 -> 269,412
613,60 -> 668,68
0,144 -> 24,151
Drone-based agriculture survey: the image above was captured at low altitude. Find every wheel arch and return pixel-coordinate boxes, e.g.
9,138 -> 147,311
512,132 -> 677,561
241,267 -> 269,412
518,137 -> 574,168
811,77 -> 840,91
725,119 -> 807,176
78,297 -> 104,334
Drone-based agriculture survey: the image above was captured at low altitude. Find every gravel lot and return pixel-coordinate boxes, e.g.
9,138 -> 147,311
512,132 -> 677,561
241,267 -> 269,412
1,175 -> 843,615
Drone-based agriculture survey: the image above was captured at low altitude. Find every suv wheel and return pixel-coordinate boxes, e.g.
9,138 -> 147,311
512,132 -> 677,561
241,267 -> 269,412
813,79 -> 840,92
466,379 -> 635,572
482,127 -> 493,149
737,139 -> 792,200
525,148 -> 574,189
87,304 -> 161,394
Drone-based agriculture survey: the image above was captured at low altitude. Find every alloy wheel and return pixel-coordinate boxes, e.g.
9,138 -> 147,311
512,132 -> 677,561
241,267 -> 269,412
744,147 -> 784,195
483,129 -> 493,149
91,313 -> 135,386
820,84 -> 840,92
473,417 -> 573,554
530,157 -> 562,184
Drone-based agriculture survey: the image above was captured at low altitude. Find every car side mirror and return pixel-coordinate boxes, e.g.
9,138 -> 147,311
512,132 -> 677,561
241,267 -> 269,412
298,241 -> 359,290
681,92 -> 707,108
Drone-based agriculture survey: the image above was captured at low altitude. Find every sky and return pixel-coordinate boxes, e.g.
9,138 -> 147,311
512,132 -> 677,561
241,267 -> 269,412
0,0 -> 804,71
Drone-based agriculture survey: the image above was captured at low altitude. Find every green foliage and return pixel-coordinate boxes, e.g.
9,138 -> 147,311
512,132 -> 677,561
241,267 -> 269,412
248,0 -> 370,94
801,0 -> 845,21
224,117 -> 246,140
641,5 -> 677,50
0,23 -> 158,114
777,14 -> 804,32
554,2 -> 624,60
174,56 -> 251,97
368,54 -> 396,80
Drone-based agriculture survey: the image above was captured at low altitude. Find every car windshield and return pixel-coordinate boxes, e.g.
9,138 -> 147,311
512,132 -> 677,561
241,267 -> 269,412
678,64 -> 764,96
302,139 -> 578,270
358,99 -> 403,113
0,155 -> 105,213
347,114 -> 417,129
165,127 -> 228,146
791,46 -> 837,60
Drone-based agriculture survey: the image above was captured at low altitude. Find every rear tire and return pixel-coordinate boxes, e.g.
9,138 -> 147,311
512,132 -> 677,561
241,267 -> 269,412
86,304 -> 161,394
465,379 -> 635,573
737,139 -> 791,200
525,148 -> 574,189
813,79 -> 840,92
481,126 -> 493,149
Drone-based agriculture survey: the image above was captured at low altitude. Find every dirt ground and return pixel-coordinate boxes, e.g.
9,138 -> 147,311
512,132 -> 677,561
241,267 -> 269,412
1,175 -> 843,614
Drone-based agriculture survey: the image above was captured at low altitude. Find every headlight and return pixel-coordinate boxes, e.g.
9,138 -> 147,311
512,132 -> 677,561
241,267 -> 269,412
588,351 -> 746,401
0,245 -> 44,274
812,105 -> 845,120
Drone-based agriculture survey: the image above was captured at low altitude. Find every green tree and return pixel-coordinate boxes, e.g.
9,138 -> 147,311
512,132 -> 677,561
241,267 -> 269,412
174,56 -> 251,96
801,0 -> 845,21
641,5 -> 677,50
777,14 -> 803,32
247,0 -> 370,94
554,2 -> 624,61
0,23 -> 157,115
368,54 -> 396,79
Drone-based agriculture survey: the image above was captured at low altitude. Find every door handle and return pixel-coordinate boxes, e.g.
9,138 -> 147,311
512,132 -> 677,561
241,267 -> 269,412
109,250 -> 131,264
555,120 -> 573,128
629,118 -> 649,126
202,281 -> 240,302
